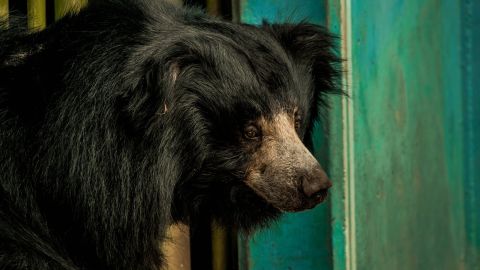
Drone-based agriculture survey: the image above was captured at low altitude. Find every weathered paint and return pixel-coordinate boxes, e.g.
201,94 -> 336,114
27,0 -> 46,30
328,0 -> 479,269
239,1 -> 332,270
462,0 -> 480,267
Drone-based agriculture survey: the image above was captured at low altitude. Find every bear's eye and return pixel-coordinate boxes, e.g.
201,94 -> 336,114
244,125 -> 261,140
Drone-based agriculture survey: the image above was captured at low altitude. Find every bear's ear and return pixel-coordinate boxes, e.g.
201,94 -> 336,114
262,22 -> 341,96
262,22 -> 342,149
117,59 -> 180,137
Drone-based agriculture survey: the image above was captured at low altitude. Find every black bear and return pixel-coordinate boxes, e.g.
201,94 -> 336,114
0,0 -> 340,269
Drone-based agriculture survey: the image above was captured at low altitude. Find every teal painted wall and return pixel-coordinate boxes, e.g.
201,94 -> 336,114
240,0 -> 326,25
352,1 -> 465,268
328,0 -> 480,269
238,1 -> 332,270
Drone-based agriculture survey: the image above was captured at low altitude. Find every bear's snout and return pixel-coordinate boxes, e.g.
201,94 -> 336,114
244,112 -> 332,212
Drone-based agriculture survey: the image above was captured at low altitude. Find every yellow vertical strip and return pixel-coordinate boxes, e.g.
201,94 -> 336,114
206,0 -> 220,16
0,0 -> 8,22
231,0 -> 240,23
211,223 -> 227,270
55,0 -> 87,21
54,0 -> 65,20
27,0 -> 46,31
163,224 -> 191,270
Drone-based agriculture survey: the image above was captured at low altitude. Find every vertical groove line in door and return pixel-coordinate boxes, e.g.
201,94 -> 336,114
341,0 -> 356,269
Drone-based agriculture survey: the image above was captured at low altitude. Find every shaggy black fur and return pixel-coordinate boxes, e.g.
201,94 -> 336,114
0,0 -> 340,269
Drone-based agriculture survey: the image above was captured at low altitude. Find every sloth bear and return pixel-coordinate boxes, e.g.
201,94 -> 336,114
0,0 -> 340,269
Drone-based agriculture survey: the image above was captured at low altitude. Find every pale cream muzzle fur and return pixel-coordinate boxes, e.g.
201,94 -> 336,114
244,113 -> 332,212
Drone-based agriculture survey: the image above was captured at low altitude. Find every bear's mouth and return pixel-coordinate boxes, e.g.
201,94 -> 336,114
243,169 -> 331,212
312,187 -> 329,203
246,184 -> 330,213
303,188 -> 329,209
282,188 -> 329,212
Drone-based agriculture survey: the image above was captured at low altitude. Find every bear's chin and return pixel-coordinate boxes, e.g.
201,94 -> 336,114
223,184 -> 283,232
172,182 -> 282,232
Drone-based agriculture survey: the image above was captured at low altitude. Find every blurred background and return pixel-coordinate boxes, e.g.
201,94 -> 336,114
2,0 -> 478,269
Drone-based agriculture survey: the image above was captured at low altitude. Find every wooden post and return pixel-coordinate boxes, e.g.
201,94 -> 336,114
163,224 -> 191,270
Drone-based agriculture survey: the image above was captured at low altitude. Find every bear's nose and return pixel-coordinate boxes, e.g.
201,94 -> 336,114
300,167 -> 332,202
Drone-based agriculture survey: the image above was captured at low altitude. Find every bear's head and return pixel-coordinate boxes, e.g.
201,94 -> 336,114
162,22 -> 341,229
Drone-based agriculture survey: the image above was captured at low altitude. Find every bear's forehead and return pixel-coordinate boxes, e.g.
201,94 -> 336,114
211,40 -> 299,95
176,25 -> 312,115
192,24 -> 295,83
